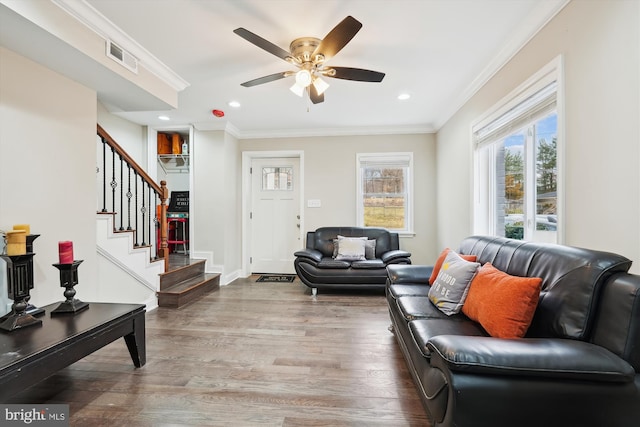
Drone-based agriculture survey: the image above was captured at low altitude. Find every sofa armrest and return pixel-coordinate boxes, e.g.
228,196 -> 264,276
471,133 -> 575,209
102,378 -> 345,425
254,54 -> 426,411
381,250 -> 412,263
386,264 -> 433,285
294,249 -> 323,263
427,335 -> 635,383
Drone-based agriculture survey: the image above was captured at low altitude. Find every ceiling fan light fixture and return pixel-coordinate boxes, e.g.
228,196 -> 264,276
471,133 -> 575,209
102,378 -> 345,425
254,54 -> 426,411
312,76 -> 330,95
290,82 -> 305,97
295,69 -> 312,87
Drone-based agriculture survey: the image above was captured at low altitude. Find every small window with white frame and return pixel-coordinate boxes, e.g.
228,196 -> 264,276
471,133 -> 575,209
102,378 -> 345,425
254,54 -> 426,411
472,56 -> 563,244
356,152 -> 413,234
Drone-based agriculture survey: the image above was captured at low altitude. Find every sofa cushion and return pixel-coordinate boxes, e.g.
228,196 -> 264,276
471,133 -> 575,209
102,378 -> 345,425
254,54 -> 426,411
387,284 -> 429,299
409,318 -> 487,357
351,259 -> 385,269
317,258 -> 350,269
462,263 -> 542,338
428,251 -> 480,316
429,248 -> 478,285
397,296 -> 468,321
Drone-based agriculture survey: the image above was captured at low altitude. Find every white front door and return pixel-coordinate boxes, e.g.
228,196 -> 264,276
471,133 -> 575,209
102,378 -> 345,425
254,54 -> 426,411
250,157 -> 300,273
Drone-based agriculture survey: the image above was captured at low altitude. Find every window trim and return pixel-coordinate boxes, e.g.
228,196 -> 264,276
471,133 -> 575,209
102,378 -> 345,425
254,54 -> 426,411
471,55 -> 564,243
356,152 -> 414,236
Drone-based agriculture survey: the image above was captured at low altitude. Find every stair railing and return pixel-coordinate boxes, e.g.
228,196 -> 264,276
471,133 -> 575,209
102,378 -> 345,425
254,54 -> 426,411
97,124 -> 169,272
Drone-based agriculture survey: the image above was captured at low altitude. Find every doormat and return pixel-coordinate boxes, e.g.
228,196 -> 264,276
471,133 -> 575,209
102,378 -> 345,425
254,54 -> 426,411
256,274 -> 297,283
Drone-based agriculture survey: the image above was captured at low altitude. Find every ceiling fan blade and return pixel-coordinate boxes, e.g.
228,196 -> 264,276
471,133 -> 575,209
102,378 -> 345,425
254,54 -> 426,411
308,85 -> 324,104
240,72 -> 290,87
234,27 -> 291,61
328,67 -> 385,82
313,16 -> 362,61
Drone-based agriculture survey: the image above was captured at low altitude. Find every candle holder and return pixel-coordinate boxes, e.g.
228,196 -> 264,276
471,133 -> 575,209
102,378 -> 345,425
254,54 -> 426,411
23,234 -> 44,317
0,254 -> 42,332
51,260 -> 89,315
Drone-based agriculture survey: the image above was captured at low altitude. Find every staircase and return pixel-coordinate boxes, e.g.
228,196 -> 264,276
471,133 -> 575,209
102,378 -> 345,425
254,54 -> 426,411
157,259 -> 220,308
97,124 -> 220,309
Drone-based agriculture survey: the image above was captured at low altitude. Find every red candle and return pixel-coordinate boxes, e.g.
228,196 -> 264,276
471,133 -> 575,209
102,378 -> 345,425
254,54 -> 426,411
58,241 -> 74,264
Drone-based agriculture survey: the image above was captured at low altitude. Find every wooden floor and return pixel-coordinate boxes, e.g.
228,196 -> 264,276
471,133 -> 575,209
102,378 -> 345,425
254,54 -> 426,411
7,275 -> 432,427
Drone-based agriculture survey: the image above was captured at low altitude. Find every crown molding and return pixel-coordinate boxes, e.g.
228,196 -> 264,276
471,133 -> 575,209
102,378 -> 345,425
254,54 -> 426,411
51,0 -> 189,92
192,122 -> 434,139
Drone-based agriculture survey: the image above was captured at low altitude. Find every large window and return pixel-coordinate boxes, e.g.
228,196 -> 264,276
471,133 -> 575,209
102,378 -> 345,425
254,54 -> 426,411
356,153 -> 413,234
473,58 -> 562,243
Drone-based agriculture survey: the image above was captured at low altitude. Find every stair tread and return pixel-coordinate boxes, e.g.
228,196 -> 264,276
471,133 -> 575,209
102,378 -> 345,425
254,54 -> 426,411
159,259 -> 208,289
158,273 -> 220,295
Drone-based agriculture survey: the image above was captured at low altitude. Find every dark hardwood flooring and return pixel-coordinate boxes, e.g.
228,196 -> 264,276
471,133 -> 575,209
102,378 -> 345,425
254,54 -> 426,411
7,274 -> 432,426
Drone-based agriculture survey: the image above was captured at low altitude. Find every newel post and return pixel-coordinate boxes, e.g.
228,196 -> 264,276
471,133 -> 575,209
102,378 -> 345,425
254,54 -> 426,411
158,180 -> 169,272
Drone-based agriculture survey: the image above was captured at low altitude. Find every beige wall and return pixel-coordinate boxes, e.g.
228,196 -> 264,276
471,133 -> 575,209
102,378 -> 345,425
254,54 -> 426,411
241,133 -> 437,265
190,129 -> 242,280
0,47 -> 99,305
436,0 -> 640,271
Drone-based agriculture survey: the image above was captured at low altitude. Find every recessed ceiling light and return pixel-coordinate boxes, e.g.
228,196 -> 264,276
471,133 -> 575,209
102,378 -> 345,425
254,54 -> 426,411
158,115 -> 170,121
228,101 -> 241,108
398,93 -> 411,101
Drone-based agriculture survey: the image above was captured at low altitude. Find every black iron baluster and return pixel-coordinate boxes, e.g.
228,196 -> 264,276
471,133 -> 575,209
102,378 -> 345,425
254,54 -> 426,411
110,146 -> 117,214
119,154 -> 124,231
134,171 -> 139,247
140,181 -> 146,246
126,165 -> 133,230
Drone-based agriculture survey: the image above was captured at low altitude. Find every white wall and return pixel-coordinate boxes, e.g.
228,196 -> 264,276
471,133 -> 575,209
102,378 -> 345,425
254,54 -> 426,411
241,133 -> 437,265
97,102 -> 146,165
436,0 -> 640,271
0,47 -> 98,306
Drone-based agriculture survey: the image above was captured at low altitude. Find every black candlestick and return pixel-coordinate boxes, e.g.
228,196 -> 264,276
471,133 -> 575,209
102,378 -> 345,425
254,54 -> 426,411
24,234 -> 44,317
51,260 -> 89,315
0,254 -> 42,332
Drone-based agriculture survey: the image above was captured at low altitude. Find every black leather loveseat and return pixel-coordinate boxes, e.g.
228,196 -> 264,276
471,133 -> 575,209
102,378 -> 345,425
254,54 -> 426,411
294,227 -> 411,294
387,235 -> 640,427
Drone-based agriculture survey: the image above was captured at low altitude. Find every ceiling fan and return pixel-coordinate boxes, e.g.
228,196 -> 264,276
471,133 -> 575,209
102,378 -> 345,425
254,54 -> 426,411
233,16 -> 385,104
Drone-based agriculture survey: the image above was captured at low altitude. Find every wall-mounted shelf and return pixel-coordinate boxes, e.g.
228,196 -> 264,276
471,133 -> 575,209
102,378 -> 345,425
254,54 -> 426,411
158,154 -> 189,173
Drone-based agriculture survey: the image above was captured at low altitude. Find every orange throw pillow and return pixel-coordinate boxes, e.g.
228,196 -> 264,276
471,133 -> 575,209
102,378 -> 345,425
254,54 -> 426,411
462,263 -> 542,338
429,248 -> 478,285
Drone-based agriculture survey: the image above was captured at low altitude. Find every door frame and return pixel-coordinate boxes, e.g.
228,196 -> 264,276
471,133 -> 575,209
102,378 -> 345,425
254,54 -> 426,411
241,150 -> 305,277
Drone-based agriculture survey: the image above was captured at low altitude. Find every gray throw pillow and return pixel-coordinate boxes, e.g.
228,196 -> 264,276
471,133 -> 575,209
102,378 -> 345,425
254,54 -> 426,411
428,250 -> 480,316
364,239 -> 376,259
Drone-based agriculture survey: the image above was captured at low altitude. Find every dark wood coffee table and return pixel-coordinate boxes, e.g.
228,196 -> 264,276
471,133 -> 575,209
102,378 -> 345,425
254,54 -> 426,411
0,302 -> 145,401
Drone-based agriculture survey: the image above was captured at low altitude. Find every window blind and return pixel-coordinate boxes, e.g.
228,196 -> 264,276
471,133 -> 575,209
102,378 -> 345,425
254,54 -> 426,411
474,81 -> 557,146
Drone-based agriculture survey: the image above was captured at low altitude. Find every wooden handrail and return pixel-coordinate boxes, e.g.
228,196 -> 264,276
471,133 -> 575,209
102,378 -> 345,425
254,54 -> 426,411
97,124 -> 169,271
97,125 -> 162,195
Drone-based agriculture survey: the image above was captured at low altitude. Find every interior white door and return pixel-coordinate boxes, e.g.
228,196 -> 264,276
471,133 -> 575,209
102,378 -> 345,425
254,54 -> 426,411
250,157 -> 300,273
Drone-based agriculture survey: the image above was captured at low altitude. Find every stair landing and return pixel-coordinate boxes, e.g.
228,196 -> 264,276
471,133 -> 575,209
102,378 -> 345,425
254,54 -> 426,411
157,256 -> 220,308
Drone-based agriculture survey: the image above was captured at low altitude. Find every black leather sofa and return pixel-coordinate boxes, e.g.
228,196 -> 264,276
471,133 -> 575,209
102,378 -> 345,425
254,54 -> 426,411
294,227 -> 411,294
387,235 -> 640,427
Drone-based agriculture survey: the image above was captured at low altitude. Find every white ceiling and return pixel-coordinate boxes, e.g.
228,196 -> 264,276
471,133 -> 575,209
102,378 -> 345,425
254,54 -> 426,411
1,0 -> 569,138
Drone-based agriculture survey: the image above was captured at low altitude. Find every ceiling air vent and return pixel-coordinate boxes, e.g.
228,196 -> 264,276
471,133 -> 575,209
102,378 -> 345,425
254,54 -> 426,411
106,40 -> 138,74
